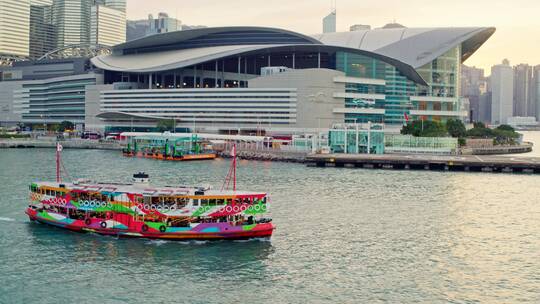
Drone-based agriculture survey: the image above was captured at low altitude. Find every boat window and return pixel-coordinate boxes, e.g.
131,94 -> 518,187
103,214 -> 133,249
216,199 -> 224,205
200,199 -> 209,206
192,199 -> 199,207
46,189 -> 51,196
209,199 -> 216,206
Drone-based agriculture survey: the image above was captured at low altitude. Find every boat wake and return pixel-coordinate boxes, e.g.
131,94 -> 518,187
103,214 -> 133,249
0,217 -> 16,222
233,237 -> 272,243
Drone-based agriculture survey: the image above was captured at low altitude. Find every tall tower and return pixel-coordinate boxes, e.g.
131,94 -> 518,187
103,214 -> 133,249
0,0 -> 30,58
53,0 -> 93,46
29,0 -> 56,59
322,1 -> 336,33
491,59 -> 514,125
90,1 -> 126,46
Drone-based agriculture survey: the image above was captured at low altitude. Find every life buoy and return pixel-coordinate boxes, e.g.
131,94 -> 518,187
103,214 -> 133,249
100,221 -> 107,229
84,218 -> 91,226
141,224 -> 149,232
159,225 -> 166,233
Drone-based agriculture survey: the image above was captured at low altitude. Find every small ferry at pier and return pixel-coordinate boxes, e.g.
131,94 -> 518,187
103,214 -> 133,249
122,134 -> 217,161
25,145 -> 274,241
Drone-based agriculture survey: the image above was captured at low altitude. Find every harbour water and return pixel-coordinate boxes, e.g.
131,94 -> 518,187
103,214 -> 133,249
1,137 -> 539,303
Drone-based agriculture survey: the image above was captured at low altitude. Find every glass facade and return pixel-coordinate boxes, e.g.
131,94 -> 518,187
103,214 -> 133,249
336,46 -> 463,125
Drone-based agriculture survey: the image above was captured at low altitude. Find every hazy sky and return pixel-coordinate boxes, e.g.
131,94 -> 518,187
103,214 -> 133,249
127,0 -> 540,74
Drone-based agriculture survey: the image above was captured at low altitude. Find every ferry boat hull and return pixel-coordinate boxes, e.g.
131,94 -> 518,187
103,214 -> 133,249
123,151 -> 217,161
26,207 -> 274,240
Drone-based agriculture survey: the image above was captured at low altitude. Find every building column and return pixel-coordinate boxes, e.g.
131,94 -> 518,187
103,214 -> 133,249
173,71 -> 177,87
193,65 -> 197,88
238,56 -> 241,87
292,52 -> 296,69
215,60 -> 218,87
149,73 -> 153,89
267,55 -> 271,67
318,52 -> 321,68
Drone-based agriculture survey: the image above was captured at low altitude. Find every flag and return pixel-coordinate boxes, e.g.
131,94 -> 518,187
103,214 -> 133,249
230,144 -> 236,157
404,113 -> 409,122
57,143 -> 63,152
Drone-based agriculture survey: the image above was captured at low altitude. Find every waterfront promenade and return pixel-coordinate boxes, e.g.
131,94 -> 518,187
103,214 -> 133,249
0,138 -> 122,150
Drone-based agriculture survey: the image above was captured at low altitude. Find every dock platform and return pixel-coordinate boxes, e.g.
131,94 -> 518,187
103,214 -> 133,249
306,153 -> 540,174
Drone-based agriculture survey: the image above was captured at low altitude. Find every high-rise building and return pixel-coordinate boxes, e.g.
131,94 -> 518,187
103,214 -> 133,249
350,24 -> 370,31
29,0 -> 55,59
513,63 -> 534,117
0,0 -> 31,58
90,4 -> 126,46
532,65 -> 540,121
147,13 -> 181,36
461,65 -> 486,122
53,0 -> 93,46
491,59 -> 514,125
322,10 -> 336,33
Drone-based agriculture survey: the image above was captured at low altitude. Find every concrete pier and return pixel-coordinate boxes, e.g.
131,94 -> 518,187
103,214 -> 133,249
306,153 -> 540,174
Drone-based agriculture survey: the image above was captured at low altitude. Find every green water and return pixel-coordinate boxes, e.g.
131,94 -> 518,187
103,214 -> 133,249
0,149 -> 539,303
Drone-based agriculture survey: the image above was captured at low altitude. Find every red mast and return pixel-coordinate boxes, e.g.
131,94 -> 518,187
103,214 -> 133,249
221,143 -> 237,191
56,143 -> 62,182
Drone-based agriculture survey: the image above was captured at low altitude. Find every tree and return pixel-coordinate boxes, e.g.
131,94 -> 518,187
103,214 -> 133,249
401,120 -> 447,137
156,119 -> 175,132
58,120 -> 74,132
446,119 -> 466,138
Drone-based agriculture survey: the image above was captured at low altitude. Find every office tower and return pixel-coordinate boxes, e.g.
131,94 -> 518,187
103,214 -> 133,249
349,24 -> 371,31
90,3 -> 126,46
147,13 -> 182,35
513,63 -> 533,117
29,0 -> 55,59
491,59 -> 514,124
0,0 -> 30,58
461,65 -> 486,121
53,0 -> 93,46
322,9 -> 336,33
532,65 -> 540,120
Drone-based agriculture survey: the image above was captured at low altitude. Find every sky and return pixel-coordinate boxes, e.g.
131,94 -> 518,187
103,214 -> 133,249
127,0 -> 540,75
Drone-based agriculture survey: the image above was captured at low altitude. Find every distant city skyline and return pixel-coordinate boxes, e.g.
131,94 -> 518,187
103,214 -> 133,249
126,0 -> 540,74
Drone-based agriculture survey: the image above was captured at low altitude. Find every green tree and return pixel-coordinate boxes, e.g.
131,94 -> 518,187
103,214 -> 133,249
156,119 -> 175,132
58,120 -> 74,132
446,119 -> 466,138
401,120 -> 447,137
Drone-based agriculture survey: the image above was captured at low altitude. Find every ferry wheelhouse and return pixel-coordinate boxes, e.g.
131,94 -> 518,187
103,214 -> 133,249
122,134 -> 216,161
25,144 -> 274,240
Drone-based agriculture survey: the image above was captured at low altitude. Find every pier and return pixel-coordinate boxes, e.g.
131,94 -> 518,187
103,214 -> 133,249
306,153 -> 540,174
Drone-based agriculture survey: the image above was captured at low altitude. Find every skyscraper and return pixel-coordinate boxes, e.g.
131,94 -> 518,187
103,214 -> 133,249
533,65 -> 540,121
29,0 -> 55,59
461,65 -> 486,121
0,0 -> 30,58
513,63 -> 534,117
53,0 -> 93,46
322,9 -> 336,33
90,3 -> 126,46
491,59 -> 514,125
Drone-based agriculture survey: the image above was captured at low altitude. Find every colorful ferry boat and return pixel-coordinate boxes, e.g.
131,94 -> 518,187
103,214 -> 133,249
25,145 -> 274,240
122,134 -> 217,161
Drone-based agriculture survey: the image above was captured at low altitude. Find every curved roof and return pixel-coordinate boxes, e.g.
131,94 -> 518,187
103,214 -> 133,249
312,27 -> 495,68
113,26 -> 321,55
91,44 -> 427,85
